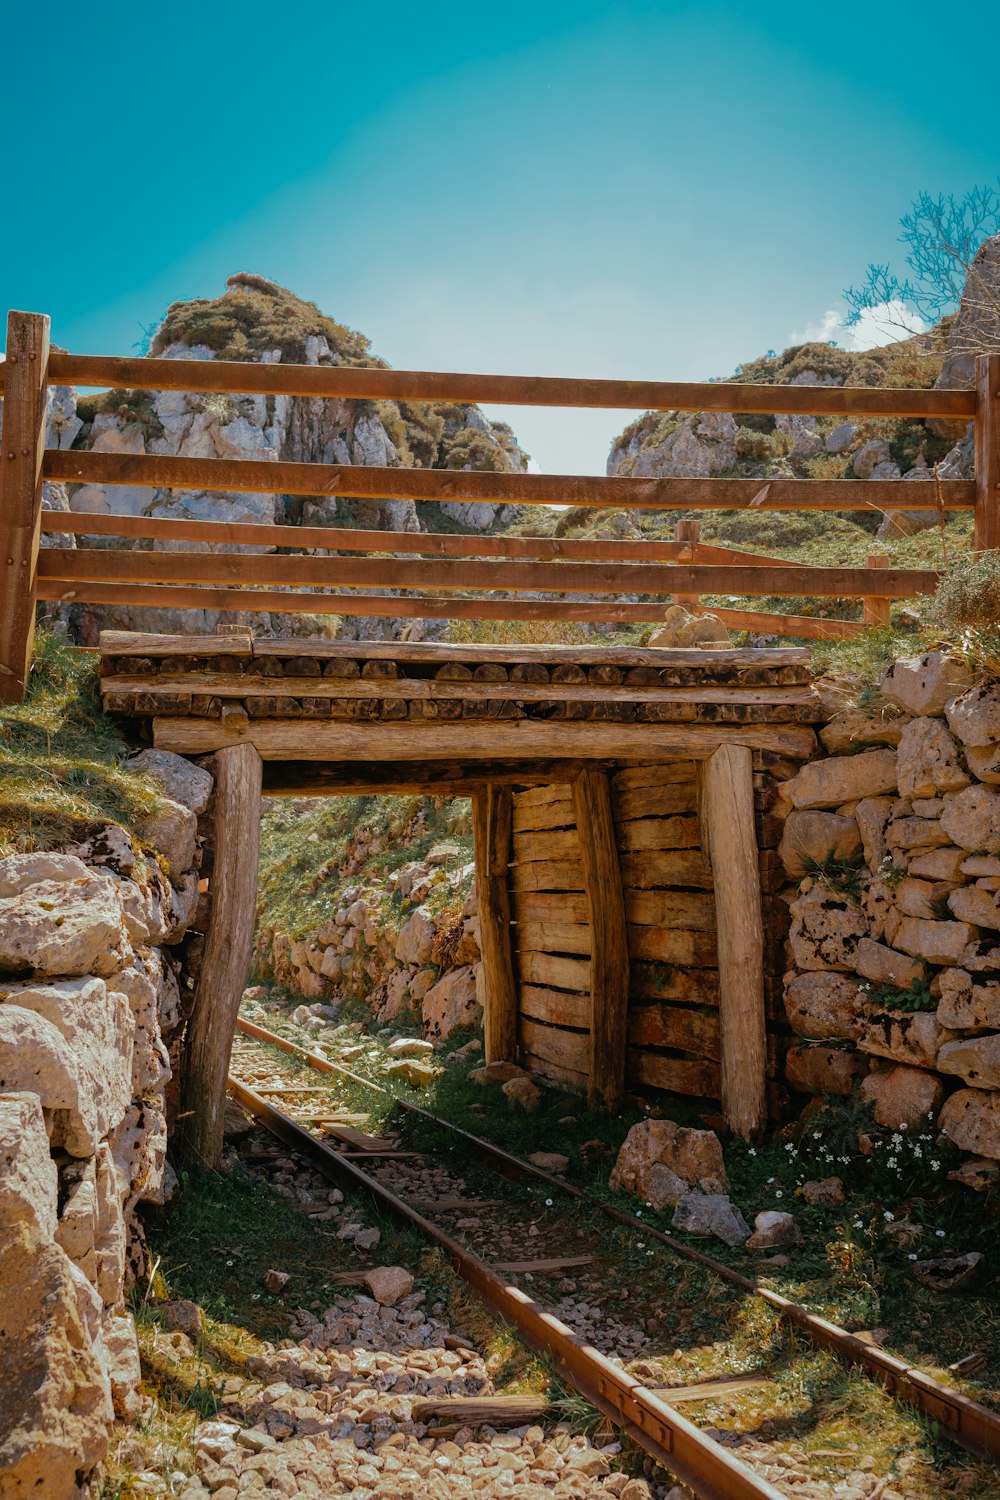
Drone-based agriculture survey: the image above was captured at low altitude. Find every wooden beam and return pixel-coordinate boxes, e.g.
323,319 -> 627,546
861,551 -> 891,629
43,447 -> 975,512
698,745 -> 767,1140
179,743 -> 263,1171
47,350 -> 977,419
974,353 -> 1000,553
150,717 -> 820,761
573,770 -> 629,1111
40,509 -> 807,569
0,311 -> 50,701
690,606 -> 866,641
260,758 -> 588,797
41,545 -> 938,598
472,786 -> 519,1066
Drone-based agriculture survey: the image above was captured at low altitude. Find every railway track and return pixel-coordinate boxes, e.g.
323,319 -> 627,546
228,1016 -> 1000,1497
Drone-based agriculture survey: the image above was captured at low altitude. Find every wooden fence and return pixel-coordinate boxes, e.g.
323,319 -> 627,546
1,307 -> 996,701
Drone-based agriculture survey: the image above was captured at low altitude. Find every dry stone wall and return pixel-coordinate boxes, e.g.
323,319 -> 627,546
0,751 -> 210,1497
775,652 -> 1000,1190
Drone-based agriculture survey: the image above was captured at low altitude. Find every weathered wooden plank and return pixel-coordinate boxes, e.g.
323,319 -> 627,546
613,782 -> 698,821
520,1017 -> 590,1073
260,757 -> 583,796
41,543 -> 940,598
49,350 -> 977,418
518,952 -> 591,991
627,926 -> 717,966
616,815 -> 701,852
473,785 -> 518,1066
627,1048 -> 721,1099
516,920 -> 592,956
613,762 -> 699,791
523,1052 -> 589,1090
512,782 -> 580,809
573,769 -> 629,1112
510,858 -> 585,893
513,890 -> 591,925
0,311 -> 50,700
511,827 -> 581,864
179,743 -> 263,1170
512,795 -> 577,833
520,986 -> 591,1029
149,717 -> 821,762
701,606 -> 868,641
629,1004 -> 721,1059
975,353 -> 1000,553
631,963 -> 721,1006
620,849 -> 715,889
700,744 -> 768,1140
624,889 -> 716,931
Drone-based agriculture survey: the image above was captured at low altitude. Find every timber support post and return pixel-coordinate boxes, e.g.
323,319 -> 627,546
180,741 -> 263,1170
572,769 -> 629,1112
862,549 -> 891,629
699,744 -> 767,1140
974,353 -> 1000,554
672,518 -> 701,608
472,784 -> 518,1065
0,310 -> 50,702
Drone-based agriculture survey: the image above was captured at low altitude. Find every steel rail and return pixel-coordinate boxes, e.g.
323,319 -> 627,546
234,1016 -> 1000,1462
227,1074 -> 785,1500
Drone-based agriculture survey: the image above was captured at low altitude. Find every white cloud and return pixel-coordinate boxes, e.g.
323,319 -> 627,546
790,300 -> 929,353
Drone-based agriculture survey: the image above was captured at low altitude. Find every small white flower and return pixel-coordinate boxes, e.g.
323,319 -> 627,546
545,1198 -> 553,1207
931,1160 -> 941,1170
767,1177 -> 775,1185
907,1253 -> 918,1261
748,1147 -> 757,1156
899,1123 -> 908,1131
883,1211 -> 894,1222
774,1190 -> 783,1199
853,1219 -> 864,1229
935,1229 -> 946,1237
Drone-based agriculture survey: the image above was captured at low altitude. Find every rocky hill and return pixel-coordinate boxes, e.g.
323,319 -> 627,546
43,273 -> 529,642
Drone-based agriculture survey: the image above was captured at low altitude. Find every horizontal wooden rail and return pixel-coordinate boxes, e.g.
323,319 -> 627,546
34,579 -> 842,626
43,352 -> 977,419
693,607 -> 864,641
39,510 -> 804,569
44,449 -> 976,512
38,548 -> 936,598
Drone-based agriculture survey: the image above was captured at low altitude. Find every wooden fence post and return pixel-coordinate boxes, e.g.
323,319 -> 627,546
0,311 -> 50,702
974,353 -> 1000,554
472,784 -> 519,1065
672,519 -> 701,609
572,769 -> 629,1112
699,744 -> 767,1140
179,742 -> 263,1171
861,550 -> 891,628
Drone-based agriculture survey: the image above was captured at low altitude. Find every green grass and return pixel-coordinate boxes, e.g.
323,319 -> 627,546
0,629 -> 165,856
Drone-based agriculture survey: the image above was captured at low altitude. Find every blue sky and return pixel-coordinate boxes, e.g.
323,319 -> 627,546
4,1 -> 999,472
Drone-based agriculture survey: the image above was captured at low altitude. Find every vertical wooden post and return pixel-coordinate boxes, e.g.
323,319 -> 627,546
0,311 -> 50,702
672,518 -> 701,609
974,353 -> 1000,554
861,550 -> 891,628
180,742 -> 263,1171
472,784 -> 518,1065
572,769 -> 629,1112
699,744 -> 767,1140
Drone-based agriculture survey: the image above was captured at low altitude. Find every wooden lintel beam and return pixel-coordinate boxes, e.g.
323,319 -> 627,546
260,759 -> 592,796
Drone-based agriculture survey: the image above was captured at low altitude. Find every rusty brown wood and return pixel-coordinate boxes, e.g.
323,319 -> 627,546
974,353 -> 1000,552
0,311 -> 50,700
42,448 -> 975,512
46,350 -> 977,419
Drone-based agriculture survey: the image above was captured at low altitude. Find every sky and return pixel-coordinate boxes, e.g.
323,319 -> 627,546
4,0 -> 999,474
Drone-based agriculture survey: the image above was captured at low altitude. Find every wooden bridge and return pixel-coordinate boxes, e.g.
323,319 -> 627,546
2,307 -> 998,1168
1,308 -> 997,702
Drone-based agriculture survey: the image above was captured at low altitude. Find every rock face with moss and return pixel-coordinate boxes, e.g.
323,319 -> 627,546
55,273 -> 528,641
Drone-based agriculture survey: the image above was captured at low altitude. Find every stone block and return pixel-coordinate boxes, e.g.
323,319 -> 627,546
940,785 -> 1000,852
788,886 -> 867,972
893,916 -> 974,965
421,966 -> 480,1041
0,863 -> 130,979
0,1092 -> 57,1239
896,717 -> 970,799
782,971 -> 861,1040
785,749 -> 898,810
778,811 -> 861,878
879,652 -> 974,717
938,1034 -> 1000,1089
858,1008 -> 954,1069
940,1088 -> 1000,1161
854,937 -> 925,989
945,684 -> 1000,747
129,749 -> 214,814
936,968 -> 1000,1029
860,1064 -> 944,1129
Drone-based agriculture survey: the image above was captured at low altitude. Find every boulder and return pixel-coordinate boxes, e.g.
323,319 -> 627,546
936,968 -> 1000,1029
422,966 -> 480,1041
820,710 -> 905,755
938,1034 -> 1000,1089
0,852 -> 95,896
1,977 -> 134,1144
529,1151 -> 569,1173
0,863 -> 130,979
912,1252 -> 982,1291
948,1156 -> 1000,1192
784,749 -> 898,810
163,1300 -> 204,1337
502,1075 -> 541,1111
783,971 -> 862,1040
110,1099 -> 168,1210
386,1036 -> 433,1058
746,1210 -> 802,1252
785,1043 -> 868,1095
671,1192 -> 749,1248
852,439 -> 891,478
940,1088 -> 1000,1160
893,917 -> 974,966
0,1007 -> 100,1157
948,886 -> 1000,929
394,907 -> 435,966
0,1092 -> 58,1239
939,785 -> 1000,852
383,1058 -> 434,1087
801,1177 -> 844,1205
946,683 -> 1000,747
966,744 -> 1000,783
861,1064 -> 944,1129
908,845 -> 967,880
363,1267 -> 414,1306
68,824 -> 138,877
103,1312 -> 143,1418
896,718 -> 970,800
788,886 -> 867,972
879,653 -> 974,717
855,796 -> 895,872
609,1119 -> 728,1206
854,938 -> 926,989
137,796 -> 198,875
129,749 -> 213,814
113,956 -> 171,1098
648,606 -> 731,648
858,1008 -> 954,1070
0,1224 -> 111,1494
778,811 -> 861,878
471,1061 -> 529,1085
